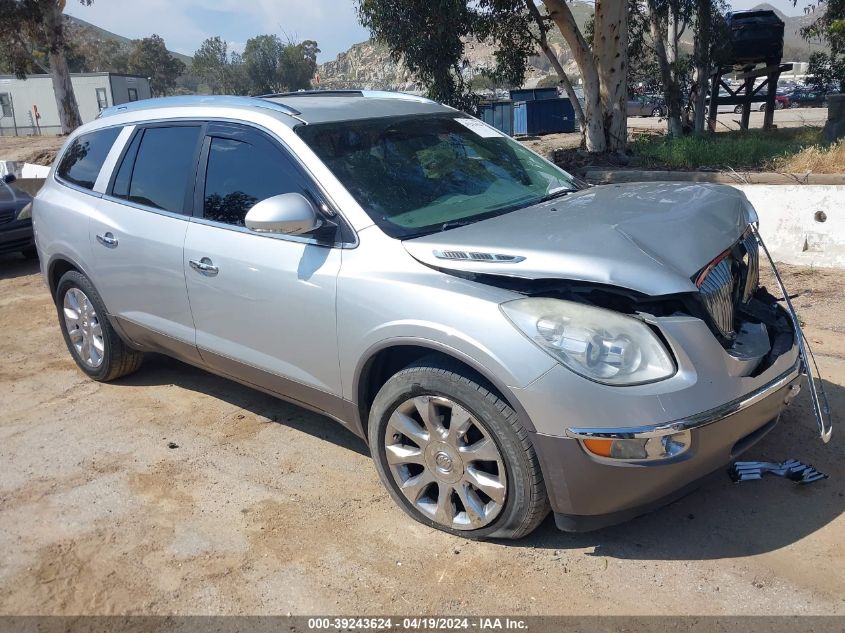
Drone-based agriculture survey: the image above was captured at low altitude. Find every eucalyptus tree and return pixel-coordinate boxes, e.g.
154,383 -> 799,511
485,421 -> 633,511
358,0 -> 629,153
0,0 -> 91,133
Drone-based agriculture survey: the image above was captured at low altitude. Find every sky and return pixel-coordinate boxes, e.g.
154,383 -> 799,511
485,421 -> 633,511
64,0 -> 806,64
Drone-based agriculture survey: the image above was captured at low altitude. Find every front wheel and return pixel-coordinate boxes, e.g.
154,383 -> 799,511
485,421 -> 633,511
734,105 -> 744,114
651,107 -> 663,117
368,360 -> 549,539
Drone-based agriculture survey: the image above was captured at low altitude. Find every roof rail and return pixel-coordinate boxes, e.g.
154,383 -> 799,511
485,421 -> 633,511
97,95 -> 301,119
258,89 -> 434,104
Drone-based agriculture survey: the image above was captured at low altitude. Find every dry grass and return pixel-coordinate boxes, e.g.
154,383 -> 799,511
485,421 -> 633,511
769,139 -> 845,173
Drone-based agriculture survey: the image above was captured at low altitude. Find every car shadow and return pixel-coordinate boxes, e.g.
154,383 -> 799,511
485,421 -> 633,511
114,352 -> 842,560
114,353 -> 370,458
515,376 -> 844,560
0,253 -> 40,281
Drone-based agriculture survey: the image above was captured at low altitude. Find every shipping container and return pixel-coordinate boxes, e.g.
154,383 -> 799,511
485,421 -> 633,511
512,98 -> 575,136
478,100 -> 514,136
508,87 -> 559,102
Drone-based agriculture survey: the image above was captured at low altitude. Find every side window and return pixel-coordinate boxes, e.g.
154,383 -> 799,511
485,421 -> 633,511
0,93 -> 12,118
127,88 -> 138,102
96,87 -> 108,111
57,127 -> 122,190
114,126 -> 202,214
202,134 -> 307,227
110,131 -> 143,200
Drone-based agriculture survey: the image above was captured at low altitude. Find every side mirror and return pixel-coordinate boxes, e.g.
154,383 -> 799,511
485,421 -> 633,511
244,193 -> 322,236
3,174 -> 16,185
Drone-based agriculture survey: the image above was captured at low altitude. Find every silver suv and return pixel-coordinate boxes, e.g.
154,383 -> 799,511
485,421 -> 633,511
34,92 -> 822,539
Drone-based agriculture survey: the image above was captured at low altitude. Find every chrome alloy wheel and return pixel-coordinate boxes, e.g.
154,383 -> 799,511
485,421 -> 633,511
384,395 -> 507,530
63,288 -> 105,369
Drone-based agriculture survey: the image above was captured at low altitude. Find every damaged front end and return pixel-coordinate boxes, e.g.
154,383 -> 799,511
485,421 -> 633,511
426,226 -> 832,444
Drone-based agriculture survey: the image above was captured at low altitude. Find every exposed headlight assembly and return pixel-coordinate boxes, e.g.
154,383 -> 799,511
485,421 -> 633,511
16,202 -> 32,221
501,298 -> 676,385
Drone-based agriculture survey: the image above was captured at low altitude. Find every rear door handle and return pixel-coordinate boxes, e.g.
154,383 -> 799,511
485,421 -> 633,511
189,257 -> 219,276
96,232 -> 118,247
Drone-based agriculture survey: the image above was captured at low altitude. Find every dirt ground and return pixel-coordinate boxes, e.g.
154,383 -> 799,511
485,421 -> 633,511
0,252 -> 842,616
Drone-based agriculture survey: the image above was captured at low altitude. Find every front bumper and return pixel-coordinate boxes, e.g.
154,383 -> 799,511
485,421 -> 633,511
0,222 -> 35,254
529,361 -> 802,531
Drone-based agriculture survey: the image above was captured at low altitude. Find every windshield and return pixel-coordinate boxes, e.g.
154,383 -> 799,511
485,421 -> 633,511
296,114 -> 578,238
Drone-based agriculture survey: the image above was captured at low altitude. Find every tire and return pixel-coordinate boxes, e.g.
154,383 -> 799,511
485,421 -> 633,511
734,105 -> 743,114
368,358 -> 549,539
759,103 -> 767,112
651,107 -> 662,117
776,101 -> 785,110
55,270 -> 143,381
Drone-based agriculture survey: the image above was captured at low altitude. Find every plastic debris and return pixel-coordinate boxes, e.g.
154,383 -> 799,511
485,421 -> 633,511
729,459 -> 828,484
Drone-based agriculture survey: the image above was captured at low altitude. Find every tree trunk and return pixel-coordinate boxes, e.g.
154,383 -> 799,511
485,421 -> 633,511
693,0 -> 712,135
647,0 -> 684,137
525,0 -> 586,140
593,0 -> 628,152
44,1 -> 82,134
542,0 -> 606,152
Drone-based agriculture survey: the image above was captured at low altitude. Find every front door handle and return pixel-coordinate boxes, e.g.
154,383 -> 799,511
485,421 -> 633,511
96,232 -> 118,247
189,257 -> 219,276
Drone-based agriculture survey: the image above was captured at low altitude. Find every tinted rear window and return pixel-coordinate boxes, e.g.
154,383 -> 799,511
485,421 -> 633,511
122,126 -> 202,214
57,127 -> 122,190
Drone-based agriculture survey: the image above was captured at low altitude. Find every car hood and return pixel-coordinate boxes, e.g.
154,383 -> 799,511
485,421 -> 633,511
0,182 -> 31,209
402,182 -> 755,296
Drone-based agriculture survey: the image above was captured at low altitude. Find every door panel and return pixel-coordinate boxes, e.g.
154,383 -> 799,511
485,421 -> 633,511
183,121 -> 343,399
89,200 -> 200,362
184,224 -> 342,394
87,123 -> 205,363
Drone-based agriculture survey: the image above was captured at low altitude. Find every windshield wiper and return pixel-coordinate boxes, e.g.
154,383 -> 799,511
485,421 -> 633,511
538,187 -> 575,203
440,219 -> 481,232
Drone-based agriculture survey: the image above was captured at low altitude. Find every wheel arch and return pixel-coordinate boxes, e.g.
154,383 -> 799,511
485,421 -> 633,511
353,339 -> 536,442
47,255 -> 85,299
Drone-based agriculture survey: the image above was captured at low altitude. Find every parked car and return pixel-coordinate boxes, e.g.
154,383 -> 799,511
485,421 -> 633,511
0,174 -> 35,259
34,92 -> 816,539
627,94 -> 666,117
788,89 -> 828,108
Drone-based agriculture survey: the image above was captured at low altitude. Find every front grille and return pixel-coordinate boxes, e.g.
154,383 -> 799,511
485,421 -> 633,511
696,228 -> 760,340
0,207 -> 15,225
699,257 -> 736,337
740,231 -> 760,302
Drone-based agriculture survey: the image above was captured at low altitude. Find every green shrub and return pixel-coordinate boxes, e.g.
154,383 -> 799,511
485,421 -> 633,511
629,128 -> 825,170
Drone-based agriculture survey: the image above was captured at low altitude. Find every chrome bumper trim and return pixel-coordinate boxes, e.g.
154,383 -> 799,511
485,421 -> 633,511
565,358 -> 801,440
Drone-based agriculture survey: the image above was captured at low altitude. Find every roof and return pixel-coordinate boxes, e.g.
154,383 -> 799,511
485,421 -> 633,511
95,91 -> 453,127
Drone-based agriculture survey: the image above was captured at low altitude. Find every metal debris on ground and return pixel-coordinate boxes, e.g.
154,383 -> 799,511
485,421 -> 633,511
729,459 -> 828,484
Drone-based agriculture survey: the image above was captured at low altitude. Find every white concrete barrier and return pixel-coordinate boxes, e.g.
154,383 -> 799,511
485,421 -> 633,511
734,185 -> 845,268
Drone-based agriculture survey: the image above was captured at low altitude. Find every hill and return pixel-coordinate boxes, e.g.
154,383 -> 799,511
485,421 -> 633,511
316,1 -> 593,91
66,15 -> 193,66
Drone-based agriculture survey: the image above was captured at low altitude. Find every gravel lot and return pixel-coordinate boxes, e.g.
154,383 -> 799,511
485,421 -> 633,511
0,253 -> 842,616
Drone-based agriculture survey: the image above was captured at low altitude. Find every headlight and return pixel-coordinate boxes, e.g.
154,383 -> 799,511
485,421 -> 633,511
500,298 -> 675,385
16,202 -> 32,221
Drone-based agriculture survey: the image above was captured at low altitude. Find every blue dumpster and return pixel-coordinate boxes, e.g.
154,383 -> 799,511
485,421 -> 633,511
508,87 -> 559,102
512,98 -> 576,136
478,100 -> 514,136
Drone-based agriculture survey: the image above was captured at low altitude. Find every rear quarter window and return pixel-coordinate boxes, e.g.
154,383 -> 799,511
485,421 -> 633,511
56,127 -> 122,190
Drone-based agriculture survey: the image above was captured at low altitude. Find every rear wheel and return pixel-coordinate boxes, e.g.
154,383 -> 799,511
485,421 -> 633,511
368,359 -> 549,539
734,105 -> 743,114
56,270 -> 143,381
651,107 -> 662,117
